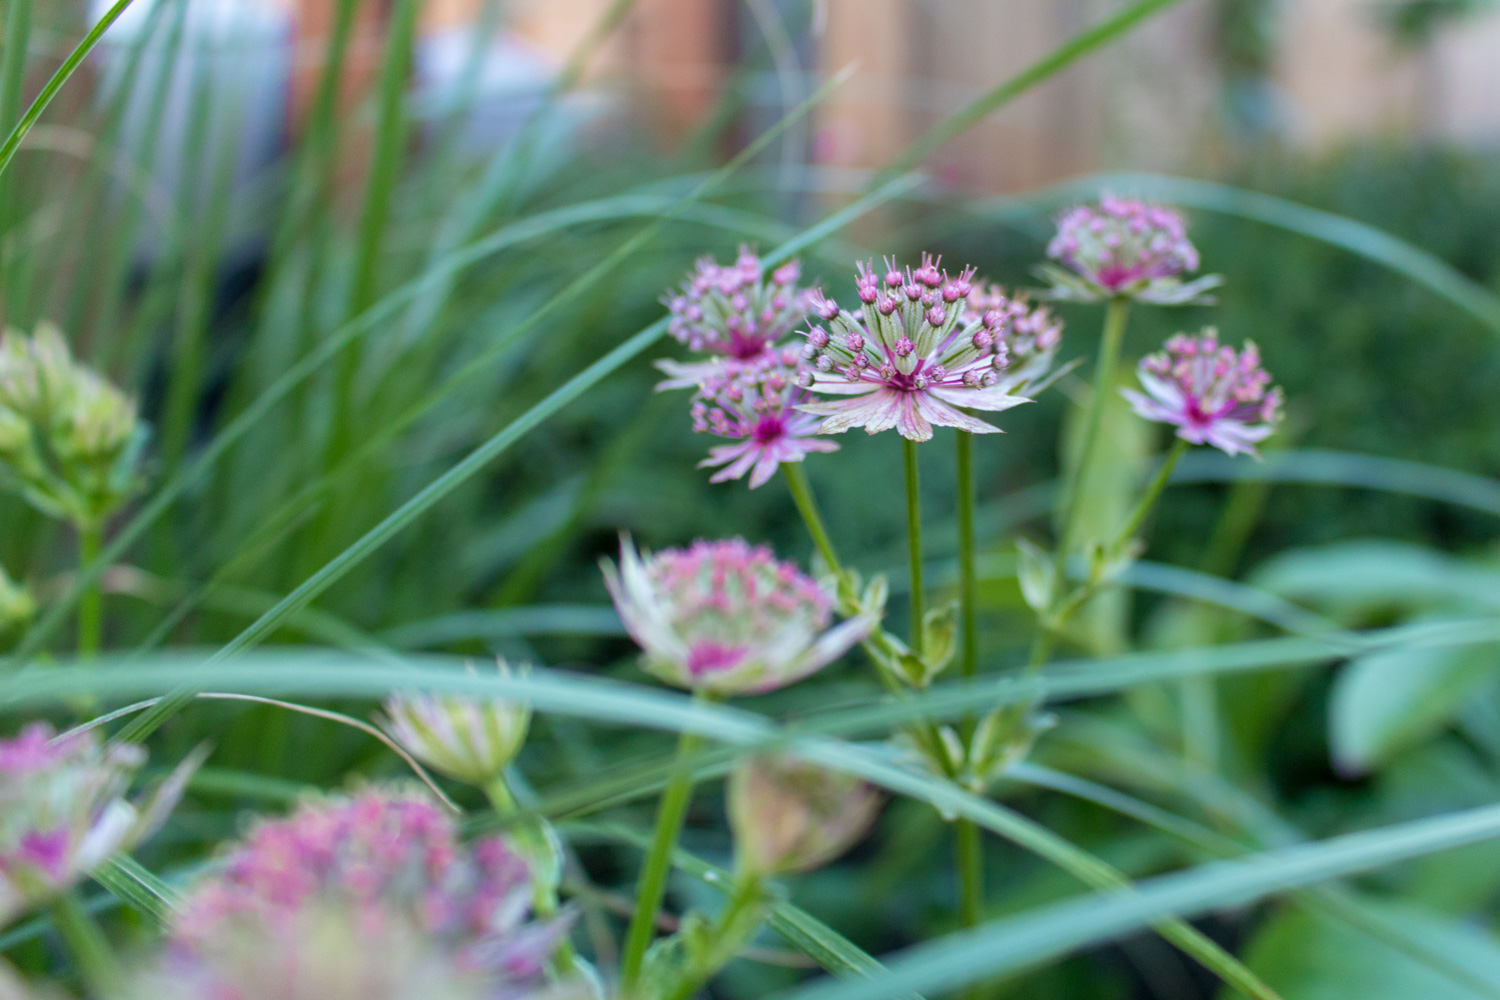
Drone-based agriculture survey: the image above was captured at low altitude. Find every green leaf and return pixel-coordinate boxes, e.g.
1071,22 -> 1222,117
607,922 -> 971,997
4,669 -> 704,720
1233,899 -> 1500,1000
92,856 -> 181,926
1330,640 -> 1500,775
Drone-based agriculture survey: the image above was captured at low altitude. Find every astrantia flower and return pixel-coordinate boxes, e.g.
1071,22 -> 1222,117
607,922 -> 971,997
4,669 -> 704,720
381,661 -> 533,787
794,255 -> 1033,442
601,537 -> 872,696
690,345 -> 838,489
728,756 -> 881,877
1121,328 -> 1284,457
1040,195 -> 1221,305
167,788 -> 573,998
959,282 -> 1067,395
656,247 -> 816,389
0,723 -> 196,926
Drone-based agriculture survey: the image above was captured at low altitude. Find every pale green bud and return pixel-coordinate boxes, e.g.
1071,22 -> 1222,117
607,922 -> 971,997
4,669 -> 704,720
728,755 -> 881,877
380,660 -> 532,787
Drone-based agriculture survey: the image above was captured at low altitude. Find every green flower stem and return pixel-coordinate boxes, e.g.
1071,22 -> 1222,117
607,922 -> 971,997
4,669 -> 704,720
665,874 -> 767,1000
484,775 -> 577,973
1055,298 -> 1130,569
49,891 -> 120,995
782,462 -> 841,576
1111,437 -> 1190,555
953,429 -> 986,977
621,722 -> 707,989
77,521 -> 103,657
903,437 -> 925,659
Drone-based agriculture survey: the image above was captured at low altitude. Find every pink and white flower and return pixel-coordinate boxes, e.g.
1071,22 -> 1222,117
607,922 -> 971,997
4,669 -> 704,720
1040,195 -> 1221,305
381,661 -> 533,787
159,788 -> 574,999
656,247 -> 817,389
1121,328 -> 1284,457
601,537 -> 873,696
0,723 -> 197,926
794,256 -> 1035,442
690,345 -> 838,489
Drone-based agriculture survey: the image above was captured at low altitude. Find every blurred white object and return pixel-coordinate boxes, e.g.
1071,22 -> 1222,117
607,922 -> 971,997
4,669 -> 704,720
411,27 -> 556,155
90,0 -> 292,254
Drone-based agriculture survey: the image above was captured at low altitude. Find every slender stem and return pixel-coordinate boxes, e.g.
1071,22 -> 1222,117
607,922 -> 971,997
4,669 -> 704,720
903,438 -> 925,658
485,776 -> 578,973
665,874 -> 767,1000
1112,437 -> 1190,554
782,462 -> 841,575
77,521 -> 102,657
953,429 -> 986,991
1056,298 -> 1130,565
955,815 -> 984,926
49,891 -> 120,995
621,727 -> 704,989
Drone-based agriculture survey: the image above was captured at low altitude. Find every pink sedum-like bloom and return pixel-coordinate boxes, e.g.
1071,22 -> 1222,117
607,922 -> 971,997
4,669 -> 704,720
691,345 -> 838,489
1041,195 -> 1221,305
794,256 -> 1035,442
161,788 -> 574,1000
656,247 -> 817,389
0,723 -> 196,927
601,537 -> 873,696
1121,328 -> 1284,457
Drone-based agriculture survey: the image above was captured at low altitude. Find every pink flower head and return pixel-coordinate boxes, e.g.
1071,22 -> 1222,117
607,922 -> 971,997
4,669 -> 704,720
601,537 -> 873,696
1121,328 -> 1284,457
0,723 -> 197,927
690,345 -> 839,490
167,788 -> 571,998
656,247 -> 817,389
794,255 -> 1033,442
958,283 -> 1066,395
1041,195 -> 1221,305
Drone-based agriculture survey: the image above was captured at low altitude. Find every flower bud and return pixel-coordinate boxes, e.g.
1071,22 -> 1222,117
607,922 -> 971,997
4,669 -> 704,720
728,756 -> 880,876
381,662 -> 532,787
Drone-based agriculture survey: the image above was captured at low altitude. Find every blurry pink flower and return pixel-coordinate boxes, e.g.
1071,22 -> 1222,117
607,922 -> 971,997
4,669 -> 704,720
794,255 -> 1032,442
655,247 -> 816,389
691,345 -> 838,490
729,755 -> 881,877
1041,195 -> 1221,305
1121,328 -> 1284,457
601,537 -> 872,696
168,788 -> 571,997
0,723 -> 197,926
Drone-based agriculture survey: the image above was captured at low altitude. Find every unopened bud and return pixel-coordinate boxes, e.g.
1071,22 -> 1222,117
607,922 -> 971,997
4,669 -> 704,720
381,661 -> 532,786
729,756 -> 881,876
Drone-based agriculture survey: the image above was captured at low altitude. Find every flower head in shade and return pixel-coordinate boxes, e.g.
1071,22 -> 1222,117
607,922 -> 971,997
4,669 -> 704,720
381,662 -> 533,787
0,566 -> 32,636
794,256 -> 1033,442
1040,195 -> 1221,305
690,345 -> 838,489
656,247 -> 816,389
0,724 -> 197,927
728,756 -> 881,876
601,537 -> 873,696
0,323 -> 146,526
165,788 -> 575,999
1121,328 -> 1284,457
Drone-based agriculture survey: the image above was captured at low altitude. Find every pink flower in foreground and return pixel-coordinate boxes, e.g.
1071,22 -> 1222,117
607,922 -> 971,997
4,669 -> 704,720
163,788 -> 573,999
1041,195 -> 1221,305
1121,328 -> 1284,457
794,255 -> 1033,442
602,537 -> 872,696
656,247 -> 816,389
0,723 -> 196,927
691,345 -> 838,489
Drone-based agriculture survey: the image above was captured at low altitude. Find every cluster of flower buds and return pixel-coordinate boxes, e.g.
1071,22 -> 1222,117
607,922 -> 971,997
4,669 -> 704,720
0,565 -> 32,637
688,345 -> 839,489
1122,327 -> 1284,457
795,255 -> 1037,442
0,724 -> 196,927
382,661 -> 533,788
153,788 -> 576,1000
1040,195 -> 1221,305
728,756 -> 880,877
657,248 -> 817,389
601,537 -> 872,696
959,283 -> 1066,395
0,324 -> 145,527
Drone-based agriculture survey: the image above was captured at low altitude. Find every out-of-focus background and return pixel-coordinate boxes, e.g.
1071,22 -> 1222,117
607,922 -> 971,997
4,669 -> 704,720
10,2 -> 1500,997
